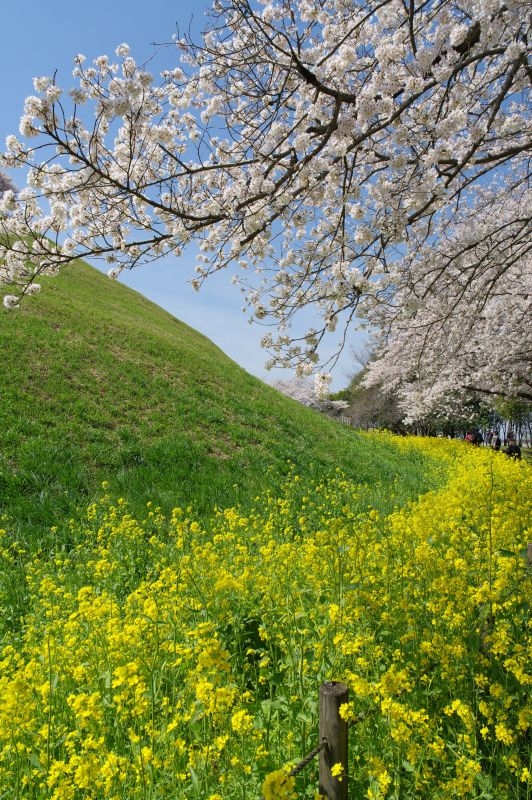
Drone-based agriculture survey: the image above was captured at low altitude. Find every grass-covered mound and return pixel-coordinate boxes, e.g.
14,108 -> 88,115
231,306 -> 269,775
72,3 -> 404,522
1,261 -> 435,548
0,438 -> 529,799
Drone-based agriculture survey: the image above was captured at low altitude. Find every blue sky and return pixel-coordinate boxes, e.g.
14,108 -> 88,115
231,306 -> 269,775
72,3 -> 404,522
1,1 -> 362,390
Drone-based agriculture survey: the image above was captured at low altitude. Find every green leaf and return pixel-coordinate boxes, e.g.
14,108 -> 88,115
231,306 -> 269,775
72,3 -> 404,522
29,753 -> 42,770
189,767 -> 201,796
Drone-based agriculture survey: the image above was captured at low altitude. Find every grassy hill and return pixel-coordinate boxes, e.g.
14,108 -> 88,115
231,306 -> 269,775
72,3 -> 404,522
1,260 -> 434,548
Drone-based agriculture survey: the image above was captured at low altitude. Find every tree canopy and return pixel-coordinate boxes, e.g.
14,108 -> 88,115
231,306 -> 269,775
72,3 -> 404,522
0,0 -> 530,413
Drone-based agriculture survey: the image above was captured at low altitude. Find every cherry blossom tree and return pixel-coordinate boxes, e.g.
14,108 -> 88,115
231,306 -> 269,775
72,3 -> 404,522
272,375 -> 349,417
364,188 -> 532,412
0,171 -> 16,196
0,0 -> 530,410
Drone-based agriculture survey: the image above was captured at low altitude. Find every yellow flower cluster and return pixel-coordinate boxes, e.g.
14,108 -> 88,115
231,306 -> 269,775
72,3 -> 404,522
262,767 -> 297,799
0,436 -> 529,798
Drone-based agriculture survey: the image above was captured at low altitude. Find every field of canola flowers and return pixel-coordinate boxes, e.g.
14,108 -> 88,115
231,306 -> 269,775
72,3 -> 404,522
0,435 -> 530,800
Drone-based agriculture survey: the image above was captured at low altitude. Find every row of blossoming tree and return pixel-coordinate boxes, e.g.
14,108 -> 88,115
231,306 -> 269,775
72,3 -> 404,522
0,0 -> 530,419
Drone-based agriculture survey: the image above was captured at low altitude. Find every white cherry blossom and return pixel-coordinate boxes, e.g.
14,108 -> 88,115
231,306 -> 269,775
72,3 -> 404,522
0,0 -> 530,413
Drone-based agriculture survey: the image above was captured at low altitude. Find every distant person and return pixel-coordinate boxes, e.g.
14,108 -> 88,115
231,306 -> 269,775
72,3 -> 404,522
474,431 -> 483,446
505,436 -> 521,460
491,432 -> 501,451
465,432 -> 473,443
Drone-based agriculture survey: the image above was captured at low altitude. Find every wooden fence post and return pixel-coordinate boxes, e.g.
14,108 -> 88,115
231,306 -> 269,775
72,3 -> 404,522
319,681 -> 349,800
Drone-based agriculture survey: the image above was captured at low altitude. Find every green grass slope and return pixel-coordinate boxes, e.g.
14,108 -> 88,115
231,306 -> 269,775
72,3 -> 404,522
1,261 -> 433,547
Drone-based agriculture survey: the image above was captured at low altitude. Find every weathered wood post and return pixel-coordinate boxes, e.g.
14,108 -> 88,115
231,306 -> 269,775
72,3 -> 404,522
319,681 -> 349,800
